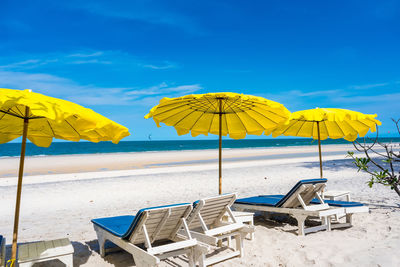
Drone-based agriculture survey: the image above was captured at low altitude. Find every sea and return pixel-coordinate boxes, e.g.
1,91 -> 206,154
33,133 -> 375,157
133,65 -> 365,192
1,137 -> 399,157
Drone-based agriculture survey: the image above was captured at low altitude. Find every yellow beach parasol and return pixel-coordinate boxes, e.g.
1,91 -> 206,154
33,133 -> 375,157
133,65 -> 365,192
0,88 -> 130,264
145,92 -> 290,194
272,108 -> 381,178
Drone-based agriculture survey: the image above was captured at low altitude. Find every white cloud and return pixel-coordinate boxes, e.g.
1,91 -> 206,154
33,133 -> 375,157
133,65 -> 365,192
0,70 -> 202,106
0,50 -> 179,70
69,59 -> 112,65
349,83 -> 389,90
143,62 -> 178,70
67,51 -> 104,58
125,82 -> 202,97
0,59 -> 40,69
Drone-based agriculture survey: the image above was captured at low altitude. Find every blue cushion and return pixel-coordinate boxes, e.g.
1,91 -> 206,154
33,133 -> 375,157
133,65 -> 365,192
0,235 -> 3,245
235,179 -> 328,208
311,199 -> 364,207
91,203 -> 190,239
235,196 -> 281,207
92,215 -> 135,237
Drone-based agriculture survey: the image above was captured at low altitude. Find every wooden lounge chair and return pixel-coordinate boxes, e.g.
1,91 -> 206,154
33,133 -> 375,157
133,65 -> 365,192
185,193 -> 254,266
92,203 -> 207,267
0,235 -> 5,267
233,179 -> 345,236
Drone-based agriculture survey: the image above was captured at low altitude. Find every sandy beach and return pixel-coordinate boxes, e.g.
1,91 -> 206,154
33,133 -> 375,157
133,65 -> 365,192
0,144 -> 399,266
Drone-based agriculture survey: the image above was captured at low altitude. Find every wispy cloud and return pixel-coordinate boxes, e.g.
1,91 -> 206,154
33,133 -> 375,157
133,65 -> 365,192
0,70 -> 202,106
69,59 -> 112,65
126,82 -> 202,96
143,61 -> 178,70
0,50 -> 179,70
349,83 -> 389,90
67,51 -> 104,58
0,59 -> 41,69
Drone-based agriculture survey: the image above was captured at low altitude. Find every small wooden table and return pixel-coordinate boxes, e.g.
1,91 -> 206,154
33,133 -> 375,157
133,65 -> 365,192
322,190 -> 351,201
18,238 -> 74,267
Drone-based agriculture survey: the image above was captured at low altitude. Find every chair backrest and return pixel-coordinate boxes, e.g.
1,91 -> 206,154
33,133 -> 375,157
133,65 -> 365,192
124,203 -> 193,245
187,193 -> 237,231
277,179 -> 327,208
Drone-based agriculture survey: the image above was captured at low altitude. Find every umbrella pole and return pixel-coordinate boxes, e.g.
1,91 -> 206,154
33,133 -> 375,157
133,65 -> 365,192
317,121 -> 323,178
11,106 -> 30,262
218,99 -> 222,195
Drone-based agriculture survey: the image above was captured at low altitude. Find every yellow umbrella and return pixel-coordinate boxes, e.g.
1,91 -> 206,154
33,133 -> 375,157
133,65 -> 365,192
272,108 -> 381,178
0,88 -> 130,264
145,92 -> 290,194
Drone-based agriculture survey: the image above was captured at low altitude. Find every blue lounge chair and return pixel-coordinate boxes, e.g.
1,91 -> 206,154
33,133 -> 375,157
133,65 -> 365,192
0,235 -> 5,267
92,203 -> 207,267
233,179 -> 345,235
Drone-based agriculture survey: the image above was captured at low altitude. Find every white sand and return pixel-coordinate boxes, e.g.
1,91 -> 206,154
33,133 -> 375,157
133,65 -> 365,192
0,145 -> 399,266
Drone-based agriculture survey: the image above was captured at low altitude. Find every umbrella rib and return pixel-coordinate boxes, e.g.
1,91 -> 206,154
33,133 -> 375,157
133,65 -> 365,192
252,103 -> 288,119
0,109 -> 24,119
155,107 -> 195,125
295,120 -> 307,137
65,118 -> 82,139
207,110 -> 216,133
172,109 -> 199,127
279,121 -> 295,135
320,122 -> 329,139
189,104 -> 214,131
0,108 -> 13,121
233,111 -> 248,134
335,121 -> 346,137
354,119 -> 375,129
148,102 -> 196,117
250,108 -> 281,126
244,110 -> 265,130
46,120 -> 56,137
202,96 -> 217,112
311,120 -> 315,138
223,97 -> 241,114
14,106 -> 25,117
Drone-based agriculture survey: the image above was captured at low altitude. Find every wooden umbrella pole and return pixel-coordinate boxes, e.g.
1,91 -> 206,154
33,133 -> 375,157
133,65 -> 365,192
218,99 -> 222,195
317,121 -> 323,178
11,106 -> 30,261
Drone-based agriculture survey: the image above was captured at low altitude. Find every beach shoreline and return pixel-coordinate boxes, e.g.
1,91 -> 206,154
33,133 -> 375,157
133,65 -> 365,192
0,144 -> 398,266
0,144 -> 358,177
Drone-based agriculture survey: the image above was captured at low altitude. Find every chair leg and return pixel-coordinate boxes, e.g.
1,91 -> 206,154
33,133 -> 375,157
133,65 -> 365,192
59,254 -> 74,267
346,214 -> 353,226
95,232 -> 106,257
134,256 -> 154,267
249,218 -> 254,240
294,215 -> 307,236
187,248 -> 195,267
321,216 -> 331,231
235,234 -> 244,258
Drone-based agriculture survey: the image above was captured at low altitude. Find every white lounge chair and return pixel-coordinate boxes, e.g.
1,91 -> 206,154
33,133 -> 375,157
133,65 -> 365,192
185,193 -> 254,266
92,203 -> 207,267
233,179 -> 345,236
0,235 -> 5,267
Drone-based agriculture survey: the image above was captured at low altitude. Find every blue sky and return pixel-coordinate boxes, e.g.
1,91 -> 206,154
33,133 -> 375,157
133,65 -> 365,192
1,0 -> 399,140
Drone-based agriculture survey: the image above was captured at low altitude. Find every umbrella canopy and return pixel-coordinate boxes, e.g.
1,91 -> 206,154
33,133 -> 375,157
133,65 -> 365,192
145,92 -> 291,194
0,88 -> 129,146
0,88 -> 130,264
272,108 -> 381,177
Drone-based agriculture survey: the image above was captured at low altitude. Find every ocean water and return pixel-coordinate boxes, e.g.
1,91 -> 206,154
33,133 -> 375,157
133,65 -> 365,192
1,137 -> 399,157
